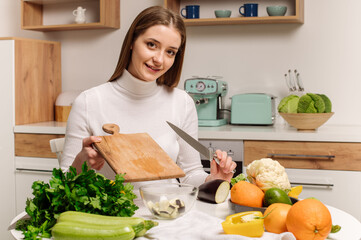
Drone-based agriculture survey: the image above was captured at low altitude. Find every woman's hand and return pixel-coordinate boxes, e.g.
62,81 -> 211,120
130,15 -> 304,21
72,136 -> 105,173
205,149 -> 237,183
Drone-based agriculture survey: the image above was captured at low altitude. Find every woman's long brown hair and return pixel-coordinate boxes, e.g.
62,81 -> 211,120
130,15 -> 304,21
108,6 -> 186,88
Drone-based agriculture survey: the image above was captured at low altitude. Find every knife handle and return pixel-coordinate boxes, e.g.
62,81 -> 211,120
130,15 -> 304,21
212,153 -> 236,174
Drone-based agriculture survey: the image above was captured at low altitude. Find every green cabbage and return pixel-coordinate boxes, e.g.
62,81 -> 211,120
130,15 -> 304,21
298,93 -> 325,113
278,93 -> 332,113
278,95 -> 299,113
317,94 -> 332,113
297,94 -> 317,113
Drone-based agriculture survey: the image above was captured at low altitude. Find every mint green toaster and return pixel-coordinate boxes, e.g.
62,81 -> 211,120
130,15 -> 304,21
230,93 -> 275,125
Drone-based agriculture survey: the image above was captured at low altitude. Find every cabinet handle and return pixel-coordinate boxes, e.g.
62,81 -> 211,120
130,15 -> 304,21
16,168 -> 53,173
291,182 -> 334,188
267,153 -> 335,160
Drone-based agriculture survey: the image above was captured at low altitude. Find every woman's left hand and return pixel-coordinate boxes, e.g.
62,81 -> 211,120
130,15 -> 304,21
206,149 -> 237,183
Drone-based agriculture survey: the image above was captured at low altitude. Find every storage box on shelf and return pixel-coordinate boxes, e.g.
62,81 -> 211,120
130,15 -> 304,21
164,0 -> 304,26
21,0 -> 120,31
243,140 -> 361,221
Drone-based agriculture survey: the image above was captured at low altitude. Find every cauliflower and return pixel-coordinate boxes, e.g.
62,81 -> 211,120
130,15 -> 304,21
246,158 -> 291,192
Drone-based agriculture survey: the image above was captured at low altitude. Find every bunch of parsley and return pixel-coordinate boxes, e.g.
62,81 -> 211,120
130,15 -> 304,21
16,162 -> 139,239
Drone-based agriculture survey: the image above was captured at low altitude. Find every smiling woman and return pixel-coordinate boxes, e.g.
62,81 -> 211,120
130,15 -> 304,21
127,24 -> 181,82
109,6 -> 187,88
60,5 -> 237,193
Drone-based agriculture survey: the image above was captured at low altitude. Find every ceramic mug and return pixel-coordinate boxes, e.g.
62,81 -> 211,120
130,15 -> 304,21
181,5 -> 200,19
239,3 -> 258,17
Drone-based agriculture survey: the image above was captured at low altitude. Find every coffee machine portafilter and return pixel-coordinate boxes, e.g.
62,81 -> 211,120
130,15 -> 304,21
184,77 -> 228,127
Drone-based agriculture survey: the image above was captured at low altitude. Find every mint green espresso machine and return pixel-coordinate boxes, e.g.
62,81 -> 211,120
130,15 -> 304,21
184,77 -> 228,127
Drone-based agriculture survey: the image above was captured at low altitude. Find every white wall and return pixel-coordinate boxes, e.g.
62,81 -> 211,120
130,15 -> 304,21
2,0 -> 360,125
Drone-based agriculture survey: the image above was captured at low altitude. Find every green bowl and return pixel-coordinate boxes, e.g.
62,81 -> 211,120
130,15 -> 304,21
215,10 -> 232,18
266,6 -> 287,16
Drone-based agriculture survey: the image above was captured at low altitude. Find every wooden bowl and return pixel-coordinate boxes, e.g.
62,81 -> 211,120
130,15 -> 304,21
279,112 -> 334,131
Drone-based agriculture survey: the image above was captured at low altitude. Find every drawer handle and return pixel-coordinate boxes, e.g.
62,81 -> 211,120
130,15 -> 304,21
291,182 -> 334,188
267,153 -> 335,160
16,168 -> 53,173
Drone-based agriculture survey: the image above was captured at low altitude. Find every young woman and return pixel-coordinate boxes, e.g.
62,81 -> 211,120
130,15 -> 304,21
60,6 -> 236,190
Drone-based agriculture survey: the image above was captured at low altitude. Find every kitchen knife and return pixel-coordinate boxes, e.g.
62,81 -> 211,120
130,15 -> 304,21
284,73 -> 293,92
166,121 -> 235,173
295,72 -> 305,92
288,69 -> 297,91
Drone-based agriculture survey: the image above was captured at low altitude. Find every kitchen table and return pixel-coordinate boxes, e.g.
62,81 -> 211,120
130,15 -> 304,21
11,197 -> 361,240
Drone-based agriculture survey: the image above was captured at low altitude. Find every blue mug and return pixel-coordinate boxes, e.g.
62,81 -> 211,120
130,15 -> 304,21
181,5 -> 200,19
239,3 -> 258,17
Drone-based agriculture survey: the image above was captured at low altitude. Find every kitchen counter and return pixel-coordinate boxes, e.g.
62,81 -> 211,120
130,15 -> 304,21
14,121 -> 361,142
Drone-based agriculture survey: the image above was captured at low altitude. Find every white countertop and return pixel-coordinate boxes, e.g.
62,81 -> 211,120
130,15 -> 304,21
198,123 -> 361,142
14,121 -> 361,143
14,121 -> 67,134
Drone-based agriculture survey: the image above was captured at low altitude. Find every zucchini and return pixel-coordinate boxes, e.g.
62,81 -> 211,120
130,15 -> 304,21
52,221 -> 135,240
57,211 -> 158,237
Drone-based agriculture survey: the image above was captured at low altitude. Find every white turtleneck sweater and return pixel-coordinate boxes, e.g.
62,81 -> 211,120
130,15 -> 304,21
61,70 -> 208,190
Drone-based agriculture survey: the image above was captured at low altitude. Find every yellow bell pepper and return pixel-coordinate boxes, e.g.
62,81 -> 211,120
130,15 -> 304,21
288,185 -> 303,199
221,211 -> 264,237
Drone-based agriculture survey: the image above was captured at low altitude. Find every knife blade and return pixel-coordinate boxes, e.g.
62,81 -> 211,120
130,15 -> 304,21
166,121 -> 235,173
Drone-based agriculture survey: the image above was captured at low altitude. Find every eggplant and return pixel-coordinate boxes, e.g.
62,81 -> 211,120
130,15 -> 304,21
146,196 -> 185,219
197,179 -> 230,204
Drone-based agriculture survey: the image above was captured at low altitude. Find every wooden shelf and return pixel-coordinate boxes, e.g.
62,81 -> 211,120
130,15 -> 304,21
164,0 -> 304,26
21,0 -> 120,31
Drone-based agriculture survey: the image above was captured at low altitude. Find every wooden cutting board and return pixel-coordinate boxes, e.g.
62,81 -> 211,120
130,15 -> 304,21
93,123 -> 185,182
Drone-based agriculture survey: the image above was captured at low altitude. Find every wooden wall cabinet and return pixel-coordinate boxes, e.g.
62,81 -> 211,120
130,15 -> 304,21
21,0 -> 120,31
0,37 -> 62,125
164,0 -> 304,26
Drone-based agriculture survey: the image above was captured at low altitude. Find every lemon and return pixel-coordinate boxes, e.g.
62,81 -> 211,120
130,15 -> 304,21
264,188 -> 292,207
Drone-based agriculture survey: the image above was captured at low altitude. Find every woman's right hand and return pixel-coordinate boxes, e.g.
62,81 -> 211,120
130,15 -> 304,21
73,136 -> 105,171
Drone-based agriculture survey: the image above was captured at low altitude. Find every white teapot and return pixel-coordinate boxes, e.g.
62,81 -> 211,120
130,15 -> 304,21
73,6 -> 86,24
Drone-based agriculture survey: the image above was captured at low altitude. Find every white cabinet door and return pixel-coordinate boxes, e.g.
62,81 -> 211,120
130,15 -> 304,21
0,39 -> 16,240
286,168 -> 361,222
15,157 -> 58,214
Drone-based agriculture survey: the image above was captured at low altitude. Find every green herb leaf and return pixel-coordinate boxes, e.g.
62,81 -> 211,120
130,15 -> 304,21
331,224 -> 341,233
17,162 -> 139,239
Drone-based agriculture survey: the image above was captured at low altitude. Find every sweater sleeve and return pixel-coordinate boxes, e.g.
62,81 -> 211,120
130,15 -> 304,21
60,92 -> 91,172
176,94 -> 208,187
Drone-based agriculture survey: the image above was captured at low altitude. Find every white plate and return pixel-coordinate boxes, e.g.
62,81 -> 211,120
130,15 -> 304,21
10,212 -> 52,240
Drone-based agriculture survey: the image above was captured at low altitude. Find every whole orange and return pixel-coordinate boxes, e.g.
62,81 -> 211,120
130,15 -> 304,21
230,181 -> 264,208
264,203 -> 292,234
286,199 -> 332,240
